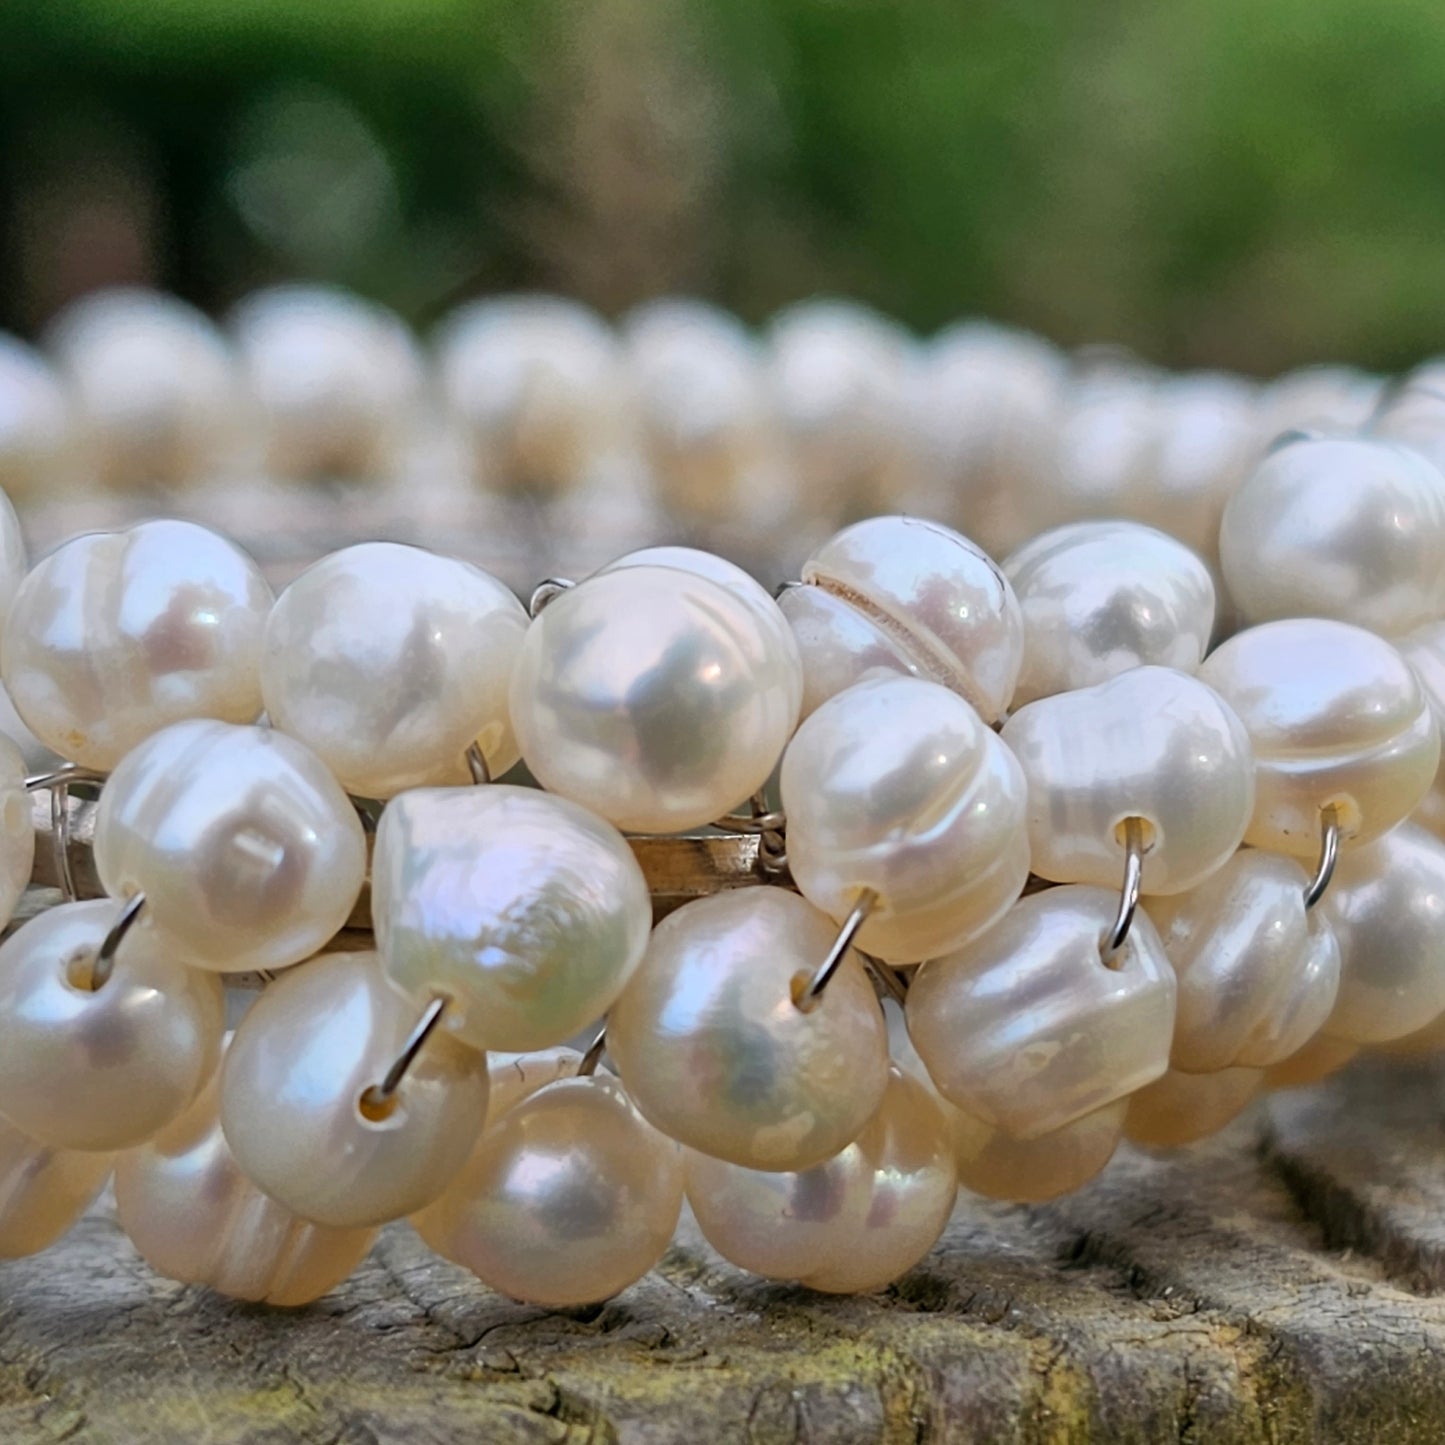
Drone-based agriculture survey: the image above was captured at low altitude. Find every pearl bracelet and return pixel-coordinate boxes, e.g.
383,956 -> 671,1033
2,297 -> 1445,1312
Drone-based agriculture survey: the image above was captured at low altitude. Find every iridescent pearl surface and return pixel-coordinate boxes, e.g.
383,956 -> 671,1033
0,733 -> 34,929
1123,1066 -> 1265,1148
1,520 -> 272,769
0,486 -> 28,625
952,1099 -> 1126,1203
94,720 -> 367,974
0,1114 -> 112,1259
1198,620 -> 1440,856
0,334 -> 69,501
1264,1033 -> 1360,1090
1002,667 -> 1255,895
781,673 -> 1029,964
608,888 -> 890,1172
1397,620 -> 1445,841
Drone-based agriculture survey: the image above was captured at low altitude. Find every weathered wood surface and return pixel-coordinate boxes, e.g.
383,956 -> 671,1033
3,1057 -> 1445,1445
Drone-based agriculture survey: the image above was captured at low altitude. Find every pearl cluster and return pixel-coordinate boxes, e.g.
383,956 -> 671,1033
2,293 -> 1445,1312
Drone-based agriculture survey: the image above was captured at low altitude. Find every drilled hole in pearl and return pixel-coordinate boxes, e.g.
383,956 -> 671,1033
62,947 -> 99,994
356,1086 -> 406,1127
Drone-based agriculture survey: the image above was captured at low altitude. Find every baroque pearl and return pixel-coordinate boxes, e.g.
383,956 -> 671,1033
1,520 -> 273,769
907,885 -> 1176,1138
1264,1033 -> 1359,1090
94,720 -> 367,974
781,673 -> 1029,964
1004,521 -> 1216,706
116,1073 -> 377,1306
1220,436 -> 1445,635
952,1099 -> 1126,1203
686,1065 -> 957,1293
372,785 -> 651,1052
778,515 -> 1023,724
0,475 -> 29,626
1123,1066 -> 1265,1148
1397,620 -> 1445,840
221,951 -> 489,1228
262,542 -> 528,797
509,563 -> 802,833
608,888 -> 890,1172
1145,850 -> 1341,1073
0,334 -> 70,501
1198,620 -> 1440,856
0,1114 -> 112,1259
413,1075 -> 682,1307
0,899 -> 224,1151
0,733 -> 34,929
1002,667 -> 1255,895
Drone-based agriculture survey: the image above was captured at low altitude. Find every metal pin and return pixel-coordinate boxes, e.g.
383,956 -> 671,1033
50,780 -> 76,902
528,577 -> 575,617
715,806 -> 787,836
88,892 -> 147,992
25,763 -> 106,793
1303,804 -> 1341,912
864,953 -> 910,1007
1101,816 -> 1147,966
366,994 -> 450,1111
796,887 -> 879,1013
577,1025 -> 607,1077
465,741 -> 492,786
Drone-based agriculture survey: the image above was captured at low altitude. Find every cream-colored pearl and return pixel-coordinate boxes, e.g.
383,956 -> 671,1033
262,542 -> 527,797
94,720 -> 367,974
373,785 -> 651,1052
510,563 -> 801,833
221,950 -> 488,1228
1264,1033 -> 1360,1090
1252,365 -> 1382,447
686,1065 -> 957,1293
952,1099 -> 1125,1203
230,284 -> 422,479
1123,1066 -> 1264,1148
1198,620 -> 1440,856
412,1074 -> 682,1307
0,733 -> 33,929
1,520 -> 272,769
907,885 -> 1176,1138
781,673 -> 1029,964
1397,620 -> 1445,841
780,515 -> 1023,724
0,334 -> 70,501
1220,436 -> 1445,635
0,1114 -> 111,1259
1318,823 -> 1445,1045
1004,522 -> 1216,707
608,888 -> 889,1172
1145,850 -> 1340,1073
1002,667 -> 1254,895
116,1072 -> 376,1305
0,899 -> 224,1151
0,487 -> 27,630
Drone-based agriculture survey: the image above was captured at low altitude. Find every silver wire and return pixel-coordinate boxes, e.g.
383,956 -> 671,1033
466,741 -> 492,785
528,577 -> 575,617
89,892 -> 147,992
577,1025 -> 608,1077
796,887 -> 879,1013
1303,805 -> 1342,912
1101,816 -> 1147,967
370,994 -> 450,1105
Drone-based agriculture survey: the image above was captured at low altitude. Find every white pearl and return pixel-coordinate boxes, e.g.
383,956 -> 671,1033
952,1099 -> 1126,1203
373,784 -> 651,1052
1264,1033 -> 1360,1091
1220,436 -> 1445,635
262,542 -> 528,797
686,1065 -> 957,1293
0,486 -> 27,631
1002,667 -> 1255,895
907,885 -> 1177,1138
510,563 -> 801,833
0,1114 -> 111,1259
1318,823 -> 1445,1045
221,950 -> 489,1228
0,733 -> 33,930
1004,521 -> 1216,706
0,899 -> 224,1151
0,333 -> 70,501
1397,619 -> 1445,841
1145,850 -> 1340,1072
781,673 -> 1029,964
608,888 -> 890,1172
779,515 -> 1023,724
1252,365 -> 1382,446
412,1075 -> 682,1308
116,1071 -> 377,1305
1123,1066 -> 1264,1148
1373,367 -> 1445,477
94,720 -> 367,974
1198,620 -> 1440,856
1,520 -> 272,769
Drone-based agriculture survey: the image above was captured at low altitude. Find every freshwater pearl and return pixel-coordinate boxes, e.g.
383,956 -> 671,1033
907,885 -> 1176,1137
230,284 -> 423,479
1001,667 -> 1255,895
1264,1034 -> 1359,1090
373,785 -> 651,1051
0,333 -> 70,501
781,673 -> 1029,964
0,1115 -> 112,1259
116,1073 -> 377,1305
952,1099 -> 1126,1203
1318,823 -> 1445,1045
412,1075 -> 682,1307
1251,365 -> 1383,448
0,899 -> 224,1151
1004,521 -> 1216,706
262,542 -> 528,797
1123,1066 -> 1265,1148
1220,436 -> 1445,635
0,733 -> 34,929
608,888 -> 889,1172
93,720 -> 366,974
686,1065 -> 957,1293
1145,850 -> 1341,1073
1198,620 -> 1440,856
0,486 -> 27,628
221,951 -> 488,1228
1396,620 -> 1445,840
1373,366 -> 1445,476
778,514 -> 1023,724
1,520 -> 272,770
509,563 -> 802,833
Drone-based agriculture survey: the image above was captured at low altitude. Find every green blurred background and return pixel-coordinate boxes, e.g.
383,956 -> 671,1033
2,0 -> 1439,374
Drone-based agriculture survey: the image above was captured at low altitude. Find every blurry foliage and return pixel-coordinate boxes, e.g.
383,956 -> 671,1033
3,0 -> 1445,371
